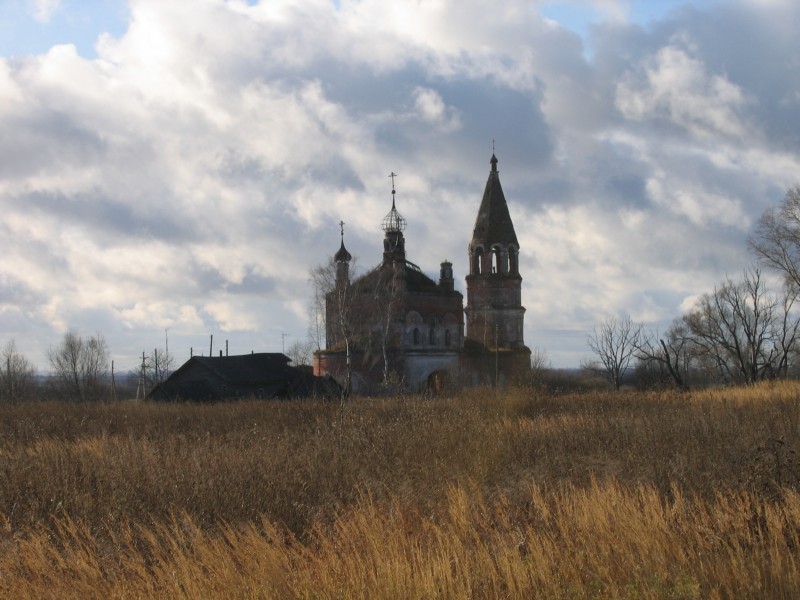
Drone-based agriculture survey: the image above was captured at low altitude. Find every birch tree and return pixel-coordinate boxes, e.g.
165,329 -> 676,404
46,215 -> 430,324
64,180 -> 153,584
47,331 -> 110,402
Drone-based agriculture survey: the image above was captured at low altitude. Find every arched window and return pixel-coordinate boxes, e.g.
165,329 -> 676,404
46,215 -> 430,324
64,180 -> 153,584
413,328 -> 420,345
474,248 -> 483,275
445,329 -> 451,347
429,328 -> 436,345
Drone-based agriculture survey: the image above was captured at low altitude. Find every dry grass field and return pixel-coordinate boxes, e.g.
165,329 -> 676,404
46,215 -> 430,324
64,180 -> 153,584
1,382 -> 800,598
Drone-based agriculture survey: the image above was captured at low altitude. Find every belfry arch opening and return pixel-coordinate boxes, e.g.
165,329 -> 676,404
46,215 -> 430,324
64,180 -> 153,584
472,247 -> 484,275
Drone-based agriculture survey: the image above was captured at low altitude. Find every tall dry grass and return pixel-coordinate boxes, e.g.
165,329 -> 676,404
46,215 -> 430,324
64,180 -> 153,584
1,382 -> 800,597
3,481 -> 800,598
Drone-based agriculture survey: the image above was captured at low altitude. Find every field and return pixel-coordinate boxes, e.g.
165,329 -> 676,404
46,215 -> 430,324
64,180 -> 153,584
1,382 -> 800,598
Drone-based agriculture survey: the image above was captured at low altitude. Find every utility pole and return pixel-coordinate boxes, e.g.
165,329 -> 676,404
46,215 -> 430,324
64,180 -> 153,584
136,351 -> 147,399
111,360 -> 117,402
495,324 -> 499,387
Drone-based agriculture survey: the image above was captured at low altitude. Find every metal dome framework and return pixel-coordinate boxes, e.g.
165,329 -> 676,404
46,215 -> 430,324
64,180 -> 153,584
382,172 -> 407,233
382,198 -> 407,233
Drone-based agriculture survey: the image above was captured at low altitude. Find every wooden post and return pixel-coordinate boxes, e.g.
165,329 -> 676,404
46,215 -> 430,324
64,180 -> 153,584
111,360 -> 117,402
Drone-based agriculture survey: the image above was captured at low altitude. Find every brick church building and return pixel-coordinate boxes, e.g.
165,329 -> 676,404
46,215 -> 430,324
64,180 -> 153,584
313,154 -> 530,392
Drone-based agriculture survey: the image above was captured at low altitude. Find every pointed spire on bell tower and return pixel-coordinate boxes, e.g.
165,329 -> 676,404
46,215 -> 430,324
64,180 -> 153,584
470,152 -> 519,252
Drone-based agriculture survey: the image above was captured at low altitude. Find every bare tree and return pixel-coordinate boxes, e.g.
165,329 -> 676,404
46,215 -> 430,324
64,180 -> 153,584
286,338 -> 315,367
750,186 -> 800,289
584,315 -> 643,390
682,268 -> 800,384
530,346 -> 551,372
369,266 -> 405,385
522,346 -> 552,390
635,319 -> 694,390
47,331 -> 110,402
144,347 -> 175,388
770,285 -> 800,378
0,340 -> 36,403
311,256 -> 358,395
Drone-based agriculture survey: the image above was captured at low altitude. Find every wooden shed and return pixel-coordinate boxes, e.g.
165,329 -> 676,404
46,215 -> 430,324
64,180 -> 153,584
149,353 -> 339,401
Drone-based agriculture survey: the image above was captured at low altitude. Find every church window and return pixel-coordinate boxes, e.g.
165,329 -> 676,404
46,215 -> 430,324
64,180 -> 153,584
445,329 -> 451,346
429,328 -> 436,345
413,328 -> 420,345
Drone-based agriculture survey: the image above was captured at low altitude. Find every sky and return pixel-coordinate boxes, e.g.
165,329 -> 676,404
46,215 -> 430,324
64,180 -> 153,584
1,0 -> 800,372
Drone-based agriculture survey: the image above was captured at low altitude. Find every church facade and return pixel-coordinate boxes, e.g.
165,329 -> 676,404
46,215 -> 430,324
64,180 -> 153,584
313,154 -> 530,392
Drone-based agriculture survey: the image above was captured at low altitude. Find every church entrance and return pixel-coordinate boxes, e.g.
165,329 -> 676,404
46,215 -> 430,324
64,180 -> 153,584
425,370 -> 452,394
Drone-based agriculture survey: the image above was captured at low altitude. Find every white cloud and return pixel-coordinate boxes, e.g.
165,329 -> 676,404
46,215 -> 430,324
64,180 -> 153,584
413,87 -> 462,132
645,176 -> 750,231
615,43 -> 752,140
28,0 -> 61,23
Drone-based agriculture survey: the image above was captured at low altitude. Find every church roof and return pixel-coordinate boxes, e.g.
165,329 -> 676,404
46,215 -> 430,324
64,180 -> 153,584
356,260 -> 460,295
470,154 -> 519,248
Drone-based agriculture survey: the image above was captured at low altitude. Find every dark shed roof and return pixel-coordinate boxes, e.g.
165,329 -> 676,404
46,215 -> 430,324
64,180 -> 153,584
187,353 -> 296,384
148,353 -> 339,401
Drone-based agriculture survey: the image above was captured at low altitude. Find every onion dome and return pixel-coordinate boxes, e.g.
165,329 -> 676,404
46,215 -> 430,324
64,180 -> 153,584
334,239 -> 351,263
382,172 -> 407,233
334,221 -> 352,263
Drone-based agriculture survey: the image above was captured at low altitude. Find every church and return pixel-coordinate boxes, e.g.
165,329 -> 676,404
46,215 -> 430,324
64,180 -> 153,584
313,153 -> 531,392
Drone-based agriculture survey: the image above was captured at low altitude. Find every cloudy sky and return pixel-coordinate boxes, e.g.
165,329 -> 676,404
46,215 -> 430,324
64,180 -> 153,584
1,0 -> 799,372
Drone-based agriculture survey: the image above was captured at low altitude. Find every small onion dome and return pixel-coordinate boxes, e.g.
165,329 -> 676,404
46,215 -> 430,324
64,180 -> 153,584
334,239 -> 352,263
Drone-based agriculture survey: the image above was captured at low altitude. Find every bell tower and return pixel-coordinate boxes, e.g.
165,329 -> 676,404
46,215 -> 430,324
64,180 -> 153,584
465,153 -> 525,349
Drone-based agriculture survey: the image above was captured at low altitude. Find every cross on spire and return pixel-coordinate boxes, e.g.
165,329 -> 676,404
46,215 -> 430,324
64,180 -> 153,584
388,172 -> 398,206
382,171 -> 406,233
334,219 -> 352,263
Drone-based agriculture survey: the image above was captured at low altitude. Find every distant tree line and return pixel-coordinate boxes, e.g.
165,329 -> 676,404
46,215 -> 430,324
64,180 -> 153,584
0,331 -> 176,403
585,185 -> 800,390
